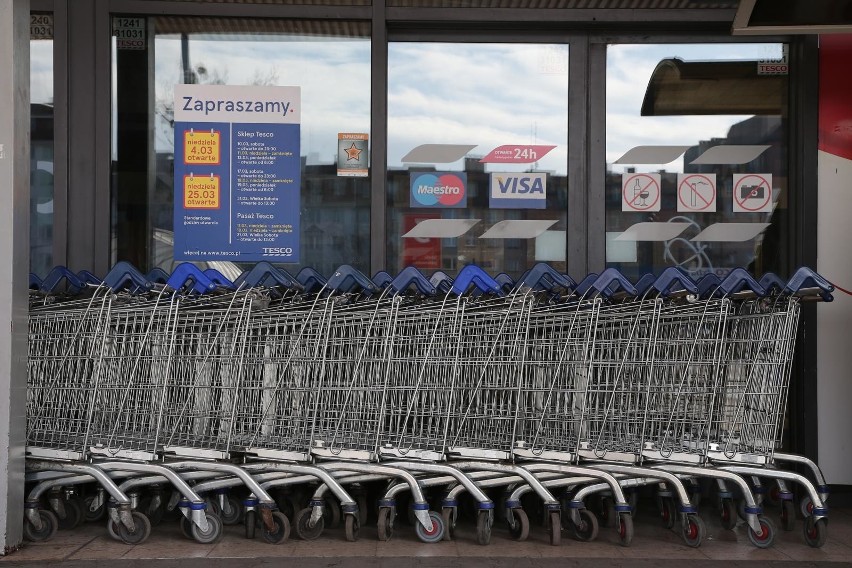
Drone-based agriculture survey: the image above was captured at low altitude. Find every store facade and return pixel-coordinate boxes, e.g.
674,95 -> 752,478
2,0 -> 851,552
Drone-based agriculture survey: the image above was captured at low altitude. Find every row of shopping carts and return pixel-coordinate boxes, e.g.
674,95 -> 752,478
24,261 -> 833,550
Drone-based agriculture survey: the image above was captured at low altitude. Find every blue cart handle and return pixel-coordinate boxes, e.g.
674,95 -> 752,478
633,274 -> 657,296
450,265 -> 503,296
145,268 -> 170,285
29,273 -> 43,291
237,262 -> 301,290
203,268 -> 236,289
718,268 -> 767,297
327,265 -> 378,293
102,261 -> 153,294
167,263 -> 218,294
40,266 -> 86,294
758,273 -> 787,295
785,267 -> 835,300
77,270 -> 103,286
650,267 -> 699,296
296,267 -> 328,294
430,271 -> 454,294
572,273 -> 598,296
517,263 -> 576,292
495,273 -> 516,293
697,273 -> 723,298
590,268 -> 638,298
390,266 -> 437,296
372,271 -> 394,290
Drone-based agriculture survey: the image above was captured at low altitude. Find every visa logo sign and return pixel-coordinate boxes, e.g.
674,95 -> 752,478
490,173 -> 547,209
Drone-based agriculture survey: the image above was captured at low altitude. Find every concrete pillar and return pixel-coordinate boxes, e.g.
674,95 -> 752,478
0,0 -> 31,554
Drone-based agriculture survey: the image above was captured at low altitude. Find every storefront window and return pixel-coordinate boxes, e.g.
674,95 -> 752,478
387,42 -> 569,278
605,43 -> 790,281
112,17 -> 371,276
30,13 -> 54,277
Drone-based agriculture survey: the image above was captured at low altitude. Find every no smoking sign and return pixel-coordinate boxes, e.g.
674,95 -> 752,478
622,173 -> 661,212
677,174 -> 716,213
733,173 -> 773,213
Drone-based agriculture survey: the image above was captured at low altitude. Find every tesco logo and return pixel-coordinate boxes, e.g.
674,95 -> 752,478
410,172 -> 467,208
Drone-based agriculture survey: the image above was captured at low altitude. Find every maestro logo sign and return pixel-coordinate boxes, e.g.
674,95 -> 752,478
410,172 -> 467,208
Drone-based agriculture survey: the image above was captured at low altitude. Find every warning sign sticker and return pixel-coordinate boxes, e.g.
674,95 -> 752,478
622,173 -> 661,212
184,129 -> 221,166
733,173 -> 773,213
184,174 -> 221,209
677,173 -> 716,213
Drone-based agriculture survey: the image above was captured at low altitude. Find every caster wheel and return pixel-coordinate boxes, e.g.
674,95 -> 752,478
377,506 -> 394,541
23,510 -> 58,542
260,511 -> 290,544
294,507 -> 324,540
244,510 -> 256,540
344,514 -> 360,542
720,498 -> 737,530
115,511 -> 151,545
84,494 -> 106,522
780,499 -> 796,531
192,512 -> 224,544
803,516 -> 827,548
682,514 -> 705,548
56,498 -> 84,531
616,512 -> 633,547
747,515 -> 776,549
475,509 -> 492,546
659,497 -> 676,530
414,510 -> 444,543
569,508 -> 599,542
441,507 -> 455,542
547,511 -> 561,546
507,508 -> 529,542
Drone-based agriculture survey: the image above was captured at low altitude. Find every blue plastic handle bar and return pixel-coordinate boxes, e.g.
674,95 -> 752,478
633,274 -> 657,296
650,267 -> 699,296
237,262 -> 301,290
572,273 -> 599,296
390,266 -> 437,296
495,273 -> 516,293
429,271 -> 454,294
203,269 -> 236,289
166,263 -> 218,294
717,268 -> 767,297
590,269 -> 639,298
372,271 -> 393,290
517,263 -> 576,292
296,267 -> 327,294
40,266 -> 86,294
326,265 -> 378,294
450,265 -> 503,296
29,273 -> 43,290
758,273 -> 787,294
145,268 -> 170,285
697,274 -> 723,298
785,267 -> 835,299
77,270 -> 103,286
101,261 -> 153,294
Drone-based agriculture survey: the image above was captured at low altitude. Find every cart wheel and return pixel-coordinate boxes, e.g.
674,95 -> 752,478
377,507 -> 394,541
244,510 -> 256,540
660,497 -> 676,530
720,498 -> 737,530
141,498 -> 165,527
56,498 -> 84,530
215,495 -> 242,526
414,511 -> 444,544
294,507 -> 324,540
682,514 -> 705,548
476,509 -> 492,546
260,511 -> 290,544
116,511 -> 151,545
780,499 -> 796,531
747,515 -> 776,549
569,508 -> 599,542
547,511 -> 561,546
179,516 -> 193,540
84,494 -> 106,522
107,516 -> 121,541
344,514 -> 360,542
627,490 -> 640,513
192,512 -> 224,544
440,507 -> 455,541
507,508 -> 529,541
599,497 -> 616,528
800,495 -> 815,518
803,516 -> 827,548
616,512 -> 633,547
324,497 -> 342,529
23,510 -> 58,542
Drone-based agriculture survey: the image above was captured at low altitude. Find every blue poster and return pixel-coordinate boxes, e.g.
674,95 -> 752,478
173,84 -> 301,262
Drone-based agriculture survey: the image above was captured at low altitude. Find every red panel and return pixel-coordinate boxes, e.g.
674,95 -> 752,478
819,34 -> 852,161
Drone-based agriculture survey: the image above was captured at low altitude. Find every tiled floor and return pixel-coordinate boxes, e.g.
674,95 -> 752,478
3,501 -> 851,565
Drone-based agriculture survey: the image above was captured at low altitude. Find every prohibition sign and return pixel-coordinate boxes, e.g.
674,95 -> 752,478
677,174 -> 716,213
622,173 -> 661,212
733,174 -> 772,213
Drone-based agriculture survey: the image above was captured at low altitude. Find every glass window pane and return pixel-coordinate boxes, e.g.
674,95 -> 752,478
30,14 -> 54,277
387,42 -> 568,277
605,43 -> 790,280
112,17 -> 371,276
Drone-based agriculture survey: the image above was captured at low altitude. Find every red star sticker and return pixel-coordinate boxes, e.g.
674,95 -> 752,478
345,142 -> 362,161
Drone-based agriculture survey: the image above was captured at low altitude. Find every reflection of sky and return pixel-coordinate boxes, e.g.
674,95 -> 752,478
30,40 -> 53,105
388,43 -> 569,175
151,34 -> 781,176
155,36 -> 371,162
607,43 -> 784,174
